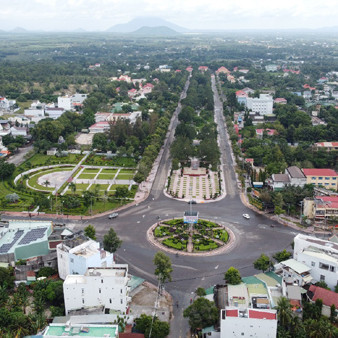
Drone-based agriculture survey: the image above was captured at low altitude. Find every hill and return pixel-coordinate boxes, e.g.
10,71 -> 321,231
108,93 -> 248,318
107,16 -> 187,33
130,26 -> 180,36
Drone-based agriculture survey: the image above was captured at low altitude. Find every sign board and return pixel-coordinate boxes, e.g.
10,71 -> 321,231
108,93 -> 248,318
184,211 -> 199,224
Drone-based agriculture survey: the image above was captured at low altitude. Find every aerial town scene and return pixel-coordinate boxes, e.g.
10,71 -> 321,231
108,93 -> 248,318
0,1 -> 337,337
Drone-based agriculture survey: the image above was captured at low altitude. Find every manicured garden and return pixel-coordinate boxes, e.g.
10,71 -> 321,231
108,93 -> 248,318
153,218 -> 229,253
84,154 -> 137,168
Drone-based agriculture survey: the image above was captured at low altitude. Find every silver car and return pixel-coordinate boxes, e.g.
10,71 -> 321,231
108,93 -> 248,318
108,213 -> 119,219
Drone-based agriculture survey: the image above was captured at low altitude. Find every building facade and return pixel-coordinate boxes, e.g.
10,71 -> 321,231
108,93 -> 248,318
57,239 -> 114,280
63,265 -> 130,315
302,168 -> 338,191
246,94 -> 273,115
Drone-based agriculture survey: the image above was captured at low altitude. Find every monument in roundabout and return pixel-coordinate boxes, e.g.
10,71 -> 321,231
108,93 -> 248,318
148,201 -> 234,256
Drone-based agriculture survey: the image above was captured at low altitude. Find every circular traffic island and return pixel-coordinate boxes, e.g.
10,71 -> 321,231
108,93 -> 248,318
148,218 -> 235,256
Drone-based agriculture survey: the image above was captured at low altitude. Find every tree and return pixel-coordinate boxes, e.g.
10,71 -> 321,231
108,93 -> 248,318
69,182 -> 76,194
276,297 -> 292,330
43,180 -> 50,188
0,267 -> 14,289
253,254 -> 272,272
196,287 -> 206,297
114,186 -> 129,200
153,252 -> 173,284
103,228 -> 122,253
224,267 -> 242,285
273,250 -> 292,263
135,314 -> 170,338
183,298 -> 218,331
36,267 -> 57,278
84,224 -> 96,240
0,159 -> 15,180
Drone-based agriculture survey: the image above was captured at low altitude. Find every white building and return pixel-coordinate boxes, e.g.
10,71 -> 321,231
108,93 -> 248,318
45,107 -> 65,119
293,234 -> 338,290
246,94 -> 273,115
57,239 -> 115,280
276,258 -> 312,286
10,126 -> 27,137
24,108 -> 45,117
63,265 -> 131,315
72,93 -> 88,105
58,96 -> 73,111
220,307 -> 277,338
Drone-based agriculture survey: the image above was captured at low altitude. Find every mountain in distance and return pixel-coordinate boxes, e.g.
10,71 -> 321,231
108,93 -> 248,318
107,16 -> 188,33
130,26 -> 180,36
10,27 -> 28,33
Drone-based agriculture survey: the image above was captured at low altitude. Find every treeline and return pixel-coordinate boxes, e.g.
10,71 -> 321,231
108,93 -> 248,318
170,71 -> 220,170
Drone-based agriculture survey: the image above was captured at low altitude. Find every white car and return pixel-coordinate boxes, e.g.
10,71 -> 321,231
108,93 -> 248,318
108,213 -> 119,219
242,214 -> 250,219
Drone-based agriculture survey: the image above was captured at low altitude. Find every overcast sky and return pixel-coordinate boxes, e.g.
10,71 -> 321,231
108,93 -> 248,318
1,0 -> 338,31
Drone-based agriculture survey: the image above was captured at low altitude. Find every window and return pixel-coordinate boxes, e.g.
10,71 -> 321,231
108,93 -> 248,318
333,177 -> 336,180
318,177 -> 323,180
312,177 -> 316,180
311,262 -> 315,267
99,288 -> 101,293
330,266 -> 335,272
320,275 -> 325,281
121,299 -> 123,304
121,289 -> 123,294
81,288 -> 84,294
319,263 -> 329,270
101,279 -> 103,284
70,258 -> 74,263
325,177 -> 330,180
109,298 -> 112,304
82,299 -> 84,304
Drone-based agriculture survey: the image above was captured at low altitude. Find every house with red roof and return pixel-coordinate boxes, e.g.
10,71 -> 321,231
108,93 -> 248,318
128,88 -> 138,98
303,84 -> 316,91
186,66 -> 193,72
220,307 -> 277,338
198,66 -> 208,72
89,121 -> 110,134
302,168 -> 338,190
255,129 -> 277,138
274,98 -> 287,105
314,142 -> 338,151
308,285 -> 338,317
236,90 -> 248,105
216,66 -> 230,74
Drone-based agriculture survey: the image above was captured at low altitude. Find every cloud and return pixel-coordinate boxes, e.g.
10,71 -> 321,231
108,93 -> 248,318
0,0 -> 337,30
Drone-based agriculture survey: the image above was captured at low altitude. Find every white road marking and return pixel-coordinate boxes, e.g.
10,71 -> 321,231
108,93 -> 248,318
215,265 -> 219,270
172,264 -> 198,271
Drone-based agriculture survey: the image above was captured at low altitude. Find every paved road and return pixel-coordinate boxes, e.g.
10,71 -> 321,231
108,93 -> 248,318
1,75 -> 301,337
7,144 -> 33,165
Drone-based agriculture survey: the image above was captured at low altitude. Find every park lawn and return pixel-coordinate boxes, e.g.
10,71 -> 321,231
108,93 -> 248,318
89,184 -> 109,192
194,241 -> 219,251
116,173 -> 135,180
82,168 -> 101,173
75,183 -> 90,191
88,199 -> 128,215
119,169 -> 135,174
78,173 -> 97,179
101,169 -> 118,174
109,184 -> 129,191
97,173 -> 115,180
84,155 -> 137,168
162,237 -> 187,250
22,153 -> 83,168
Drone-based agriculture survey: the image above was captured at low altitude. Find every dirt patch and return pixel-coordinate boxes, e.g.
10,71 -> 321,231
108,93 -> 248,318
129,282 -> 172,322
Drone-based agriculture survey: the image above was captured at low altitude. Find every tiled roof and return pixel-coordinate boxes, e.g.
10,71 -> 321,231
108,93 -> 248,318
302,168 -> 338,177
308,285 -> 338,307
248,309 -> 276,320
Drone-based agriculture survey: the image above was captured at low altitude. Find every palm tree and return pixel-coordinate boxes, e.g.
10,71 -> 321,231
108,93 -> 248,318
69,182 -> 76,194
43,180 -> 50,188
276,297 -> 292,330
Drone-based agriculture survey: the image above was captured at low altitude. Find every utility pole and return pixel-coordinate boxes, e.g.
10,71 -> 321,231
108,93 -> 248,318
148,275 -> 161,338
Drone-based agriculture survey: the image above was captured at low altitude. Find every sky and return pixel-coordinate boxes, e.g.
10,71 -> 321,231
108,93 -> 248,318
1,0 -> 338,31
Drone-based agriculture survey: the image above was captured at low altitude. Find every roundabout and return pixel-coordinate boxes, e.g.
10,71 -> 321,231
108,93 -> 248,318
147,218 -> 235,256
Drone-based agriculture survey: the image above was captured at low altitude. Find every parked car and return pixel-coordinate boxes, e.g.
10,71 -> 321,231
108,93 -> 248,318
242,214 -> 250,219
187,200 -> 197,204
108,213 -> 118,219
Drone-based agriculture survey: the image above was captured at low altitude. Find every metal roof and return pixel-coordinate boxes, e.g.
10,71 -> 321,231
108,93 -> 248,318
281,259 -> 311,274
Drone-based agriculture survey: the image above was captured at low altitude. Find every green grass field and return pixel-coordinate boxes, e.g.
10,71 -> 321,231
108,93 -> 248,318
78,173 -> 97,179
116,173 -> 135,180
97,173 -> 115,180
89,184 -> 110,192
119,169 -> 135,174
82,168 -> 101,173
101,169 -> 118,174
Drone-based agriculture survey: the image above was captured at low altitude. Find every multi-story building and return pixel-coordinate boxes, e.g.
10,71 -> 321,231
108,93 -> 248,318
57,239 -> 114,280
303,196 -> 338,220
63,265 -> 130,315
220,307 -> 277,338
314,142 -> 338,151
302,168 -> 338,191
293,234 -> 338,290
246,94 -> 273,115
